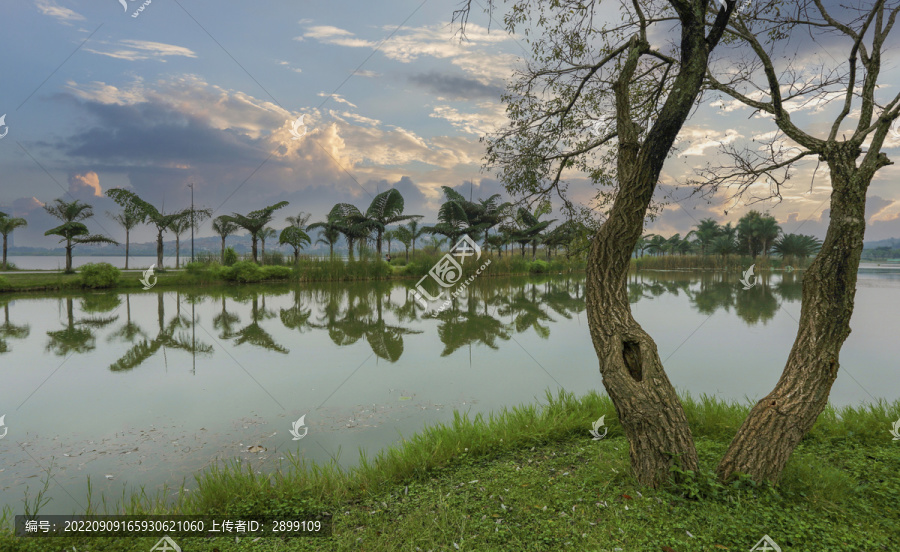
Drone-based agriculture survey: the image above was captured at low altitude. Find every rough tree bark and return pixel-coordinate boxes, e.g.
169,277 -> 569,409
586,6 -> 728,485
717,145 -> 886,483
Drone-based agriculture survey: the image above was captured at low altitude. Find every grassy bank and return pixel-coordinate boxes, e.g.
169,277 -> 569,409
0,254 -> 584,294
2,390 -> 898,551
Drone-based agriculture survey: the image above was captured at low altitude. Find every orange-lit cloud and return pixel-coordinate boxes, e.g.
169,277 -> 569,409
68,171 -> 102,197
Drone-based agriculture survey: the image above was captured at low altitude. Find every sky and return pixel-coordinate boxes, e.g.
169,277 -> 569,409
1,0 -> 899,248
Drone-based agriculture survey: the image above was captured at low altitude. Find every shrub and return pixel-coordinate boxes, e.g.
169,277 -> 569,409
262,266 -> 292,280
79,262 -> 121,288
184,261 -> 208,274
223,247 -> 238,267
528,260 -> 550,274
221,261 -> 263,283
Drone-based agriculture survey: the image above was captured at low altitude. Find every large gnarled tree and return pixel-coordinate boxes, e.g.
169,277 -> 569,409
458,0 -> 732,486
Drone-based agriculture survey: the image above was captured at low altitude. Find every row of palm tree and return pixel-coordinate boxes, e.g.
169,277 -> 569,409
634,211 -> 822,261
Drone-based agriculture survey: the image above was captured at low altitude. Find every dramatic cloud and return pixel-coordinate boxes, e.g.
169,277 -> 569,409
68,171 -> 103,198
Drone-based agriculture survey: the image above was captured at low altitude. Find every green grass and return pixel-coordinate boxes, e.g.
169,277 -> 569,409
1,390 -> 898,551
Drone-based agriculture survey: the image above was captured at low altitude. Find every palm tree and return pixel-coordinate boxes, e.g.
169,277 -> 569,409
474,194 -> 512,244
314,226 -> 341,258
645,234 -> 667,256
383,230 -> 397,258
772,233 -> 822,262
219,201 -> 289,263
514,207 -> 556,259
167,216 -> 192,268
0,213 -> 28,270
692,218 -> 720,255
350,189 -> 422,256
394,226 -> 413,261
107,189 -> 190,268
405,219 -> 426,257
279,225 -> 312,263
310,204 -> 377,261
710,234 -> 737,258
285,212 -> 311,229
736,210 -> 781,258
106,207 -> 143,270
211,216 -> 239,263
43,199 -> 118,271
259,227 -> 278,263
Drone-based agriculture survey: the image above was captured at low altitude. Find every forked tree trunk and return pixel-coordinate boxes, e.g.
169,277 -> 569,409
586,173 -> 699,487
717,152 -> 875,484
583,12 -> 725,486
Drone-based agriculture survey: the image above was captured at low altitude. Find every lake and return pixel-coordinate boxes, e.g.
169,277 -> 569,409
1,267 -> 898,516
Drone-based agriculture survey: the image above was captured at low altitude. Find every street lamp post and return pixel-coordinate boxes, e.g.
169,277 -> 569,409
188,182 -> 194,263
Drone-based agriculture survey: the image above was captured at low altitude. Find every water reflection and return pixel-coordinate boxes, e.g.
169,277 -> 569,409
628,271 -> 801,325
0,298 -> 30,353
3,271 -> 806,369
108,293 -> 213,372
46,296 -> 118,356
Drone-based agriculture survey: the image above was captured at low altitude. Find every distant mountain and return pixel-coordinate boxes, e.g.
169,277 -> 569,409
863,237 -> 900,249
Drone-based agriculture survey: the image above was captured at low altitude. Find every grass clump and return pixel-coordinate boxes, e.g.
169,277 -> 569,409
79,262 -> 120,289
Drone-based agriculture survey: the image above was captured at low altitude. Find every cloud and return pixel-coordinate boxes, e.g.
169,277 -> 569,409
301,23 -> 517,84
11,197 -> 45,216
69,171 -> 103,197
34,0 -> 84,23
317,92 -> 357,108
85,40 -> 197,62
429,102 -> 509,136
677,127 -> 742,157
408,72 -> 504,100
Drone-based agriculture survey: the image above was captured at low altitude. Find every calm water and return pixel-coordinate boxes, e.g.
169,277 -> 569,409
1,268 -> 898,516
